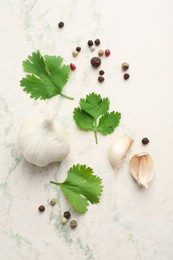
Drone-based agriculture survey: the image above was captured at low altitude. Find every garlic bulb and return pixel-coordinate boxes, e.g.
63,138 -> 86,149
17,115 -> 70,167
109,135 -> 133,169
129,152 -> 154,188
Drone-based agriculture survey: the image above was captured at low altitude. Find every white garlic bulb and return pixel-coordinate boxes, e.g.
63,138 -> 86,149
17,115 -> 70,167
109,135 -> 133,169
129,152 -> 154,189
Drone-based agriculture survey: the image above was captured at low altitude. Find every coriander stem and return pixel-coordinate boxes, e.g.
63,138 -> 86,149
94,130 -> 98,144
60,93 -> 74,100
50,181 -> 61,185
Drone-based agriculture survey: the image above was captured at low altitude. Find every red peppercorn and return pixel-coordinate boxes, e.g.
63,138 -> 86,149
70,63 -> 76,71
105,49 -> 110,57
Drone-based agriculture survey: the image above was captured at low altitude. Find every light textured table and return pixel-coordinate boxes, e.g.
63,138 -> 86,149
0,1 -> 173,260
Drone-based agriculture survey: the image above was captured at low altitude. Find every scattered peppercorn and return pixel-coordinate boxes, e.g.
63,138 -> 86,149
105,49 -> 111,57
63,211 -> 71,219
88,40 -> 93,47
90,46 -> 95,52
76,46 -> 81,52
50,199 -> 56,206
123,73 -> 130,80
58,21 -> 64,28
98,49 -> 104,56
72,50 -> 78,57
94,39 -> 100,46
142,138 -> 149,145
61,217 -> 67,225
98,76 -> 104,83
99,70 -> 104,75
91,57 -> 101,68
70,63 -> 76,71
70,220 -> 78,229
38,205 -> 45,212
122,62 -> 129,71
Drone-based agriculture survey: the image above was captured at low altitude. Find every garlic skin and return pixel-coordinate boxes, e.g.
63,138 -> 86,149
17,115 -> 70,167
109,136 -> 133,169
129,152 -> 154,189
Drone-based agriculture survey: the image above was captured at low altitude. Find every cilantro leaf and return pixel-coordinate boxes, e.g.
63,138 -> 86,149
20,51 -> 73,100
73,92 -> 121,144
97,112 -> 121,135
73,108 -> 94,130
50,164 -> 103,213
80,93 -> 109,119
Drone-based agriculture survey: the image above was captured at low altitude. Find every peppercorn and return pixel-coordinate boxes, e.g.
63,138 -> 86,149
142,138 -> 149,145
76,46 -> 81,52
91,57 -> 101,68
50,199 -> 56,206
61,217 -> 67,225
38,205 -> 45,212
70,220 -> 78,229
88,40 -> 93,47
99,70 -> 104,75
63,211 -> 71,219
123,73 -> 130,80
98,49 -> 104,56
90,46 -> 95,52
105,49 -> 110,57
94,39 -> 100,46
72,51 -> 78,57
98,76 -> 104,83
70,63 -> 76,71
122,62 -> 129,71
58,21 -> 64,28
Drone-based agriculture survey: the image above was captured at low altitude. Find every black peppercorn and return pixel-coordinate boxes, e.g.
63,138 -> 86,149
98,76 -> 104,83
58,21 -> 64,28
76,46 -> 81,52
142,138 -> 149,145
94,39 -> 100,46
99,70 -> 104,75
63,211 -> 71,219
91,57 -> 101,68
38,205 -> 45,212
123,73 -> 130,80
88,40 -> 93,47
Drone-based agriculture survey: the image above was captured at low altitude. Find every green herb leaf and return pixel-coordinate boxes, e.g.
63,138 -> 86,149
73,108 -> 94,130
20,51 -> 73,100
97,112 -> 121,135
73,92 -> 121,144
50,164 -> 103,214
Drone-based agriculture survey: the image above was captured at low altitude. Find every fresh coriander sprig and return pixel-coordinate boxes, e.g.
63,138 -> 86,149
20,51 -> 73,100
50,164 -> 103,214
73,93 -> 121,144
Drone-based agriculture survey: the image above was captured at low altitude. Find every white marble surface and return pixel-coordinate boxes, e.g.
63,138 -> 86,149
1,0 -> 173,259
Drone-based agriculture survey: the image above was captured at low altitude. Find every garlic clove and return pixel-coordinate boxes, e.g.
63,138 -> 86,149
129,153 -> 154,188
109,135 -> 133,169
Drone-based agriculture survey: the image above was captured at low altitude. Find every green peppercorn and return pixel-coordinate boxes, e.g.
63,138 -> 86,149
38,205 -> 45,212
63,211 -> 71,219
122,62 -> 129,71
50,199 -> 56,206
70,220 -> 78,229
